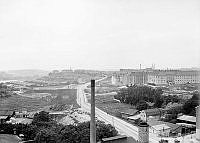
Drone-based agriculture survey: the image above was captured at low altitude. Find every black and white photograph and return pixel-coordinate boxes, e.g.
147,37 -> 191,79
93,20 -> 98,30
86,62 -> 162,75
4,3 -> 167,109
0,0 -> 199,143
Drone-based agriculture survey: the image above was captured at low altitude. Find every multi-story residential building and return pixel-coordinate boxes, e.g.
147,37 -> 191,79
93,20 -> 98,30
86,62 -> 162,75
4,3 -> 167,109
132,71 -> 148,85
111,73 -> 134,85
112,69 -> 200,86
148,70 -> 200,85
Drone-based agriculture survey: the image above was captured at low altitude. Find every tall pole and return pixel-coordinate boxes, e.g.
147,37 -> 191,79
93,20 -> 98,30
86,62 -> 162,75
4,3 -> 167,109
90,80 -> 96,143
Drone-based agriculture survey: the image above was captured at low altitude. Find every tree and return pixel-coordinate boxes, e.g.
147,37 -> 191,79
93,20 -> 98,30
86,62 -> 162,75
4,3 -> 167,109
96,121 -> 118,141
58,121 -> 118,143
182,92 -> 199,116
136,100 -> 148,111
32,111 -> 56,127
22,124 -> 38,140
115,85 -> 164,108
35,128 -> 60,143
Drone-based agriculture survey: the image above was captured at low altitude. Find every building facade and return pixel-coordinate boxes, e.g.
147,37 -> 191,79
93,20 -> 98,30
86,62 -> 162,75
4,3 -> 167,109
112,69 -> 200,86
148,70 -> 200,85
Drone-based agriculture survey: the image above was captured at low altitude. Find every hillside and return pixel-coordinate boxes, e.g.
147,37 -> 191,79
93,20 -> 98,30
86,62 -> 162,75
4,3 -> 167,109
0,69 -> 49,81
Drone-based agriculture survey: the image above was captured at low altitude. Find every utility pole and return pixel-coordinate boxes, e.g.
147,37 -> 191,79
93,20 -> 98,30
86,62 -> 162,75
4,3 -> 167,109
90,80 -> 96,143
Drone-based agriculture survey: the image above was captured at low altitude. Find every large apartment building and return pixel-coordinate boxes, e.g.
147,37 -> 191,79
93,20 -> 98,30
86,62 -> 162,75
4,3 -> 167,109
147,70 -> 200,85
112,69 -> 200,85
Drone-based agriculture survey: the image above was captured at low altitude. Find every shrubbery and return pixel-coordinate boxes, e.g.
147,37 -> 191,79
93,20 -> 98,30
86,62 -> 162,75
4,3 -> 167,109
1,111 -> 118,143
114,85 -> 164,109
182,92 -> 199,116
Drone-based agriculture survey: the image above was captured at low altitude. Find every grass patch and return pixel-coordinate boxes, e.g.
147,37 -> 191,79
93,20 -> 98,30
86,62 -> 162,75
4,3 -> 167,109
0,89 -> 78,112
88,94 -> 132,116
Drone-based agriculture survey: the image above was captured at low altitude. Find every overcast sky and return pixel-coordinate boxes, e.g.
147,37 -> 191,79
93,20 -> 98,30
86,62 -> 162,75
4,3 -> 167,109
0,0 -> 199,71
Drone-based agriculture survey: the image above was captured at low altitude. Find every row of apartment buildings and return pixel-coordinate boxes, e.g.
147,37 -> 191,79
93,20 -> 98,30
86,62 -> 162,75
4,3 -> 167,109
111,69 -> 200,85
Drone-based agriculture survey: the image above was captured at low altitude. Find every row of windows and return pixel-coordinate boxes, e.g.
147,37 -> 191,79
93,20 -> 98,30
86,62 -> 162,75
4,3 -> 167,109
150,75 -> 197,78
175,80 -> 197,82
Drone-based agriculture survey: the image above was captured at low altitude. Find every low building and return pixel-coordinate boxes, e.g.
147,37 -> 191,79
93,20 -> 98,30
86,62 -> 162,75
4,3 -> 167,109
15,111 -> 28,118
148,120 -> 182,137
120,109 -> 139,119
151,124 -> 171,137
140,108 -> 165,122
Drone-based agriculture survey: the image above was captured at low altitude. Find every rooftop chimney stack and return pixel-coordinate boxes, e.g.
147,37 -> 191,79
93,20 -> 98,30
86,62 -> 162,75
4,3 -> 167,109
138,122 -> 149,143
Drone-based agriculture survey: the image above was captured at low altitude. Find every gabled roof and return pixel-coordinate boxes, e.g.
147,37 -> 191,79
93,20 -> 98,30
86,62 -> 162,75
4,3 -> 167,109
177,115 -> 196,123
127,114 -> 141,120
152,124 -> 170,131
121,109 -> 139,116
142,108 -> 164,116
148,119 -> 180,131
145,102 -> 155,107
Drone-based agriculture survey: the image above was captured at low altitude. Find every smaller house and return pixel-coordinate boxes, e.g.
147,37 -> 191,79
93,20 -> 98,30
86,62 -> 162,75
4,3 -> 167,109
140,108 -> 165,122
151,124 -> 171,137
15,111 -> 28,118
120,109 -> 139,119
148,119 -> 182,137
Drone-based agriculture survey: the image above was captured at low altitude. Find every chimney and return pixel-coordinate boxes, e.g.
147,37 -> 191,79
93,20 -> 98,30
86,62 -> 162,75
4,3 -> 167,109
138,122 -> 149,143
90,80 -> 96,143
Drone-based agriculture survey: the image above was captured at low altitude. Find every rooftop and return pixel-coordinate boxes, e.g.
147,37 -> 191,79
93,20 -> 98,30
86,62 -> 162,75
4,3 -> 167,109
127,114 -> 141,120
177,115 -> 196,123
148,119 -> 180,131
152,124 -> 171,131
121,109 -> 139,116
141,108 -> 164,116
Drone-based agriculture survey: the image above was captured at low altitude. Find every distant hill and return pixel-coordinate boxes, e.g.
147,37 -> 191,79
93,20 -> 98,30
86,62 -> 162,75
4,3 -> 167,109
0,72 -> 14,80
178,67 -> 200,71
0,69 -> 49,81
